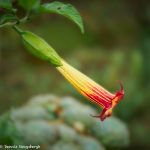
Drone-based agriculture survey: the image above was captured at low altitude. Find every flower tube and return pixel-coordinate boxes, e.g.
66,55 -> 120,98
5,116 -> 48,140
15,27 -> 124,121
57,59 -> 124,121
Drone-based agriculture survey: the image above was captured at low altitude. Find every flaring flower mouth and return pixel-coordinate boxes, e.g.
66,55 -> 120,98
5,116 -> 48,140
57,59 -> 124,121
90,81 -> 124,121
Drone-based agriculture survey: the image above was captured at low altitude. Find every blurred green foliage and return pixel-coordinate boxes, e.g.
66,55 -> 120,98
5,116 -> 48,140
0,113 -> 21,145
0,0 -> 150,150
0,0 -> 84,33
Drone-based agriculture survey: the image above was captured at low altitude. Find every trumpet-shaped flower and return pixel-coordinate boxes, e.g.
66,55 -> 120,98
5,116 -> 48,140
15,27 -> 124,121
57,59 -> 124,121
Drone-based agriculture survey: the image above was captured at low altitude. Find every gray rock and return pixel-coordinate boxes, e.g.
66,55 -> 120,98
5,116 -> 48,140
61,105 -> 96,128
60,96 -> 81,109
28,94 -> 60,106
11,106 -> 51,121
16,120 -> 57,145
50,141 -> 81,150
91,117 -> 129,148
57,124 -> 77,142
76,135 -> 105,150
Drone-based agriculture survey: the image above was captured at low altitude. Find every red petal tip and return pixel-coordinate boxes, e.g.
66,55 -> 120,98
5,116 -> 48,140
90,108 -> 113,121
116,80 -> 124,95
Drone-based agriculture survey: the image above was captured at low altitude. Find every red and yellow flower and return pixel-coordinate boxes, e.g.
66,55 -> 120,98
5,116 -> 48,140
16,28 -> 124,121
57,59 -> 124,121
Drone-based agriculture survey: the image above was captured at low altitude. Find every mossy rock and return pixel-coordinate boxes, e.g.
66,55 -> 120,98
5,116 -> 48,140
0,94 -> 129,149
57,124 -> 77,142
10,105 -> 52,121
28,94 -> 60,106
49,141 -> 81,150
76,135 -> 105,150
60,104 -> 96,129
90,117 -> 129,148
59,96 -> 82,109
16,120 -> 57,145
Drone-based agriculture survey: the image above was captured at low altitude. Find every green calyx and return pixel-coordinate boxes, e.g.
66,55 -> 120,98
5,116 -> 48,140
13,26 -> 62,67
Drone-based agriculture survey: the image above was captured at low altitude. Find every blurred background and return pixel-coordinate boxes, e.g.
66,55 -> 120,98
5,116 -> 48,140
0,0 -> 150,149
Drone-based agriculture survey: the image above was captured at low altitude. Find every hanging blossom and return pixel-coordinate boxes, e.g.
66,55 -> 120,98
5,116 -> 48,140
15,27 -> 124,121
57,59 -> 124,121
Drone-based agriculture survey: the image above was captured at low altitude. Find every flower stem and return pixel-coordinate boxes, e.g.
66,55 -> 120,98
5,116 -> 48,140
12,26 -> 23,34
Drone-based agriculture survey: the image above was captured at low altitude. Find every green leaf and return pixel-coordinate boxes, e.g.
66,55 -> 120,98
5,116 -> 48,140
39,1 -> 84,33
18,0 -> 40,10
0,14 -> 18,24
13,26 -> 62,67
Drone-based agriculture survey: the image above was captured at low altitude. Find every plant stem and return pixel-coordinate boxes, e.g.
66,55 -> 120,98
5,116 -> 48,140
12,26 -> 23,34
0,22 -> 17,28
0,12 -> 30,28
